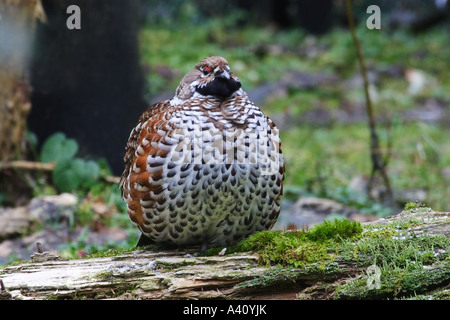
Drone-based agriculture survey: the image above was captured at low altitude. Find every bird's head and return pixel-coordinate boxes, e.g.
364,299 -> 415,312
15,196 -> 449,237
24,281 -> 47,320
172,56 -> 242,105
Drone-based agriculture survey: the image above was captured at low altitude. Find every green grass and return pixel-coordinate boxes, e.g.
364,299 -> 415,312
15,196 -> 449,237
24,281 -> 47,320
138,18 -> 450,212
281,122 -> 450,211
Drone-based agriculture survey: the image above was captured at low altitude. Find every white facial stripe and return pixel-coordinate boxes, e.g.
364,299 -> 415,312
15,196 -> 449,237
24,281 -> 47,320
190,79 -> 200,89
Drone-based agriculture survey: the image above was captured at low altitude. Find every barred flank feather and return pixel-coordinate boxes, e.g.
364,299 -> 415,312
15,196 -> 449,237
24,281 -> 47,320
120,57 -> 284,247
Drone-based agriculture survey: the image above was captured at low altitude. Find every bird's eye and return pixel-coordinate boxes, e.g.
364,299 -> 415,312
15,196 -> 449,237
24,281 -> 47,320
202,66 -> 211,75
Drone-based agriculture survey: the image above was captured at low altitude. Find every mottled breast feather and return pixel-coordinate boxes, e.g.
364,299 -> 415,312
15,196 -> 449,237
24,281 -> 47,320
121,82 -> 284,247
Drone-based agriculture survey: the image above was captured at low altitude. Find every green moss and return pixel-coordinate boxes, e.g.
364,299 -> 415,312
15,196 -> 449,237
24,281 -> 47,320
336,261 -> 450,300
236,266 -> 300,289
93,270 -> 113,281
237,230 -> 328,268
234,219 -> 363,268
81,248 -> 135,259
1,259 -> 30,268
231,214 -> 449,299
404,202 -> 419,211
351,234 -> 449,267
406,286 -> 450,300
307,219 -> 363,242
334,222 -> 450,299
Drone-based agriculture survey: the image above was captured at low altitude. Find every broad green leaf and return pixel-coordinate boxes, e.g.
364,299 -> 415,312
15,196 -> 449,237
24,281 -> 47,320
52,158 -> 100,192
40,132 -> 78,163
80,160 -> 100,189
52,158 -> 84,192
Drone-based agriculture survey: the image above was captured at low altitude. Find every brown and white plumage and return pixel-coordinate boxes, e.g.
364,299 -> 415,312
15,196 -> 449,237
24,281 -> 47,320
120,56 -> 284,247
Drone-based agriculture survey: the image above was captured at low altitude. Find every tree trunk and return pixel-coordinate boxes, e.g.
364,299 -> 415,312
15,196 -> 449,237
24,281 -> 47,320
0,209 -> 449,300
0,0 -> 47,206
0,0 -> 44,161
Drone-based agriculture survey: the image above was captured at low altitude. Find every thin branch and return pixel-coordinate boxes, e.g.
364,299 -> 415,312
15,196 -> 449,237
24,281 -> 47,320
0,160 -> 55,171
0,160 -> 121,184
344,0 -> 393,206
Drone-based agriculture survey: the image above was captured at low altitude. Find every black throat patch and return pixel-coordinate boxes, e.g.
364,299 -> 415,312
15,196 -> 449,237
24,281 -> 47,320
196,77 -> 241,100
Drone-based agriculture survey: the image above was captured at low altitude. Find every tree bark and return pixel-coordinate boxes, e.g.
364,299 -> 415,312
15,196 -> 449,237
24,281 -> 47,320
0,0 -> 47,206
0,0 -> 45,162
0,209 -> 448,300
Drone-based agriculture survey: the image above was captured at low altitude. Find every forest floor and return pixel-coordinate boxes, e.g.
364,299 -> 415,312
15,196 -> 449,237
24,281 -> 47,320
139,21 -> 450,214
1,23 -> 450,266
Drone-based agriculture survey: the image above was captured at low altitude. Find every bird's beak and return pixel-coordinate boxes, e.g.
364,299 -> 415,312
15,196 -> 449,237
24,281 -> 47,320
215,69 -> 231,80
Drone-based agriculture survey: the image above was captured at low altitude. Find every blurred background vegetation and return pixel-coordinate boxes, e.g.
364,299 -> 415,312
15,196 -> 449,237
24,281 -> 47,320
0,0 -> 449,263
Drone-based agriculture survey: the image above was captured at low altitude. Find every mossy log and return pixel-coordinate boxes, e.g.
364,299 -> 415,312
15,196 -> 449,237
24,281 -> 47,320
0,209 -> 448,300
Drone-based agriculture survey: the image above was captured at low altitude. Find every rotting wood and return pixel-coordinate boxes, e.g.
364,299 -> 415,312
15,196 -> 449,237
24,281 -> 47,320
0,209 -> 448,300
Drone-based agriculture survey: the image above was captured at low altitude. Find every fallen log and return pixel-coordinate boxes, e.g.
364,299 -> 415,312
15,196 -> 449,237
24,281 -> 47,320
0,207 -> 448,300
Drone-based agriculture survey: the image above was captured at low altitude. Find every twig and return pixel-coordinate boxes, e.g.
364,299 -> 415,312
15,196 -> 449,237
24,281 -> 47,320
345,0 -> 393,206
102,175 -> 121,184
0,160 -> 121,184
0,160 -> 55,171
36,242 -> 44,254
